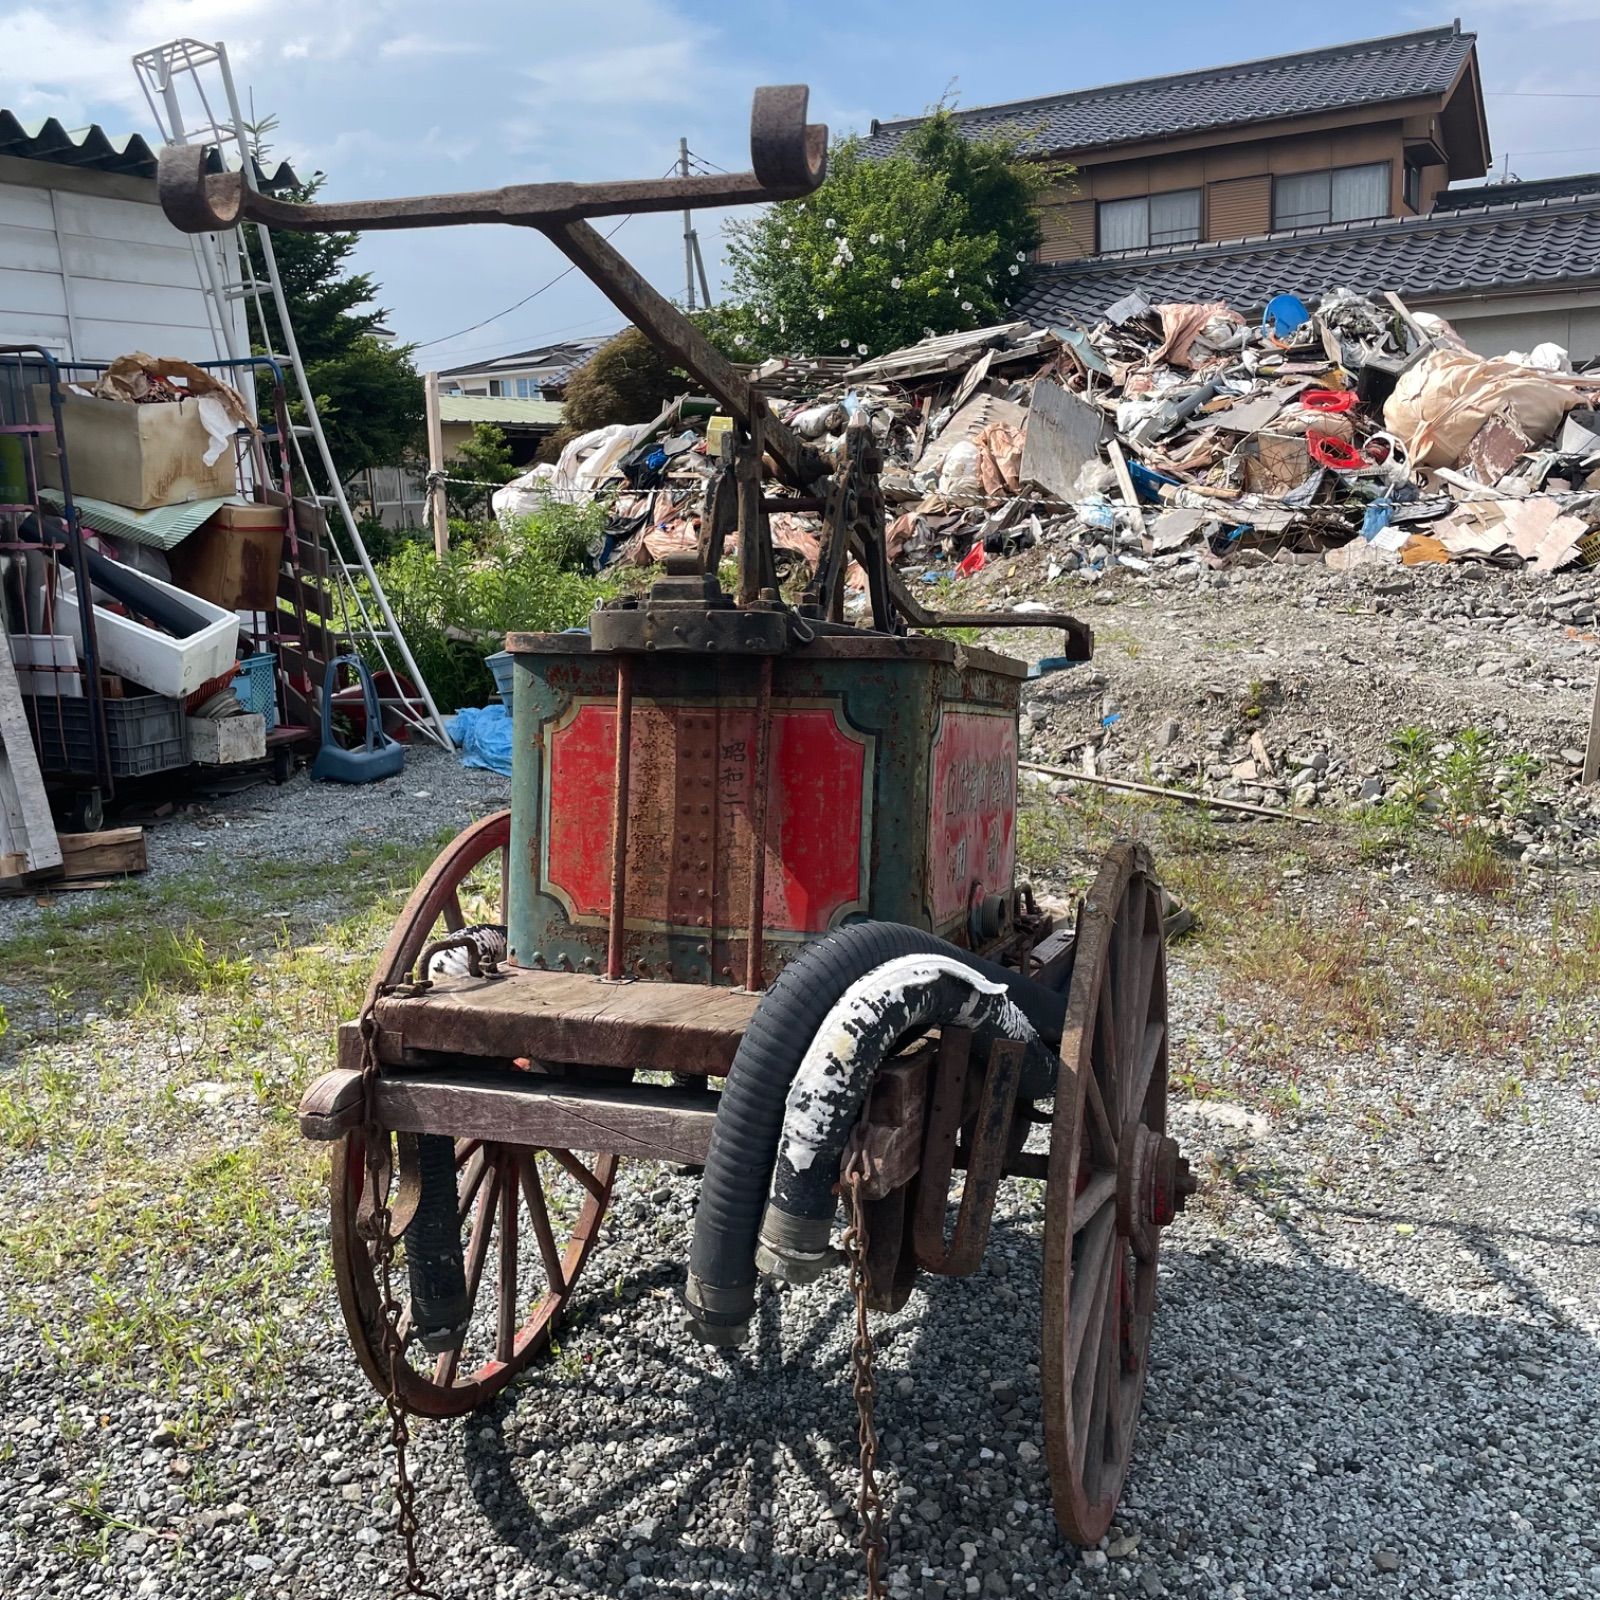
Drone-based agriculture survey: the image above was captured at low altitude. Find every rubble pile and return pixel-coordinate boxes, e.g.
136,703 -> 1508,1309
491,289 -> 1600,594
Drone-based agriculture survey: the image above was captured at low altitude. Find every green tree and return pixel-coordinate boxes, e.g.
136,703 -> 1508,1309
901,106 -> 1050,284
242,172 -> 424,480
540,327 -> 684,464
711,111 -> 1055,361
444,422 -> 517,519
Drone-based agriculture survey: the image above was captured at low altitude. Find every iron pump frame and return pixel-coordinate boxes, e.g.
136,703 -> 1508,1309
158,86 -> 1090,658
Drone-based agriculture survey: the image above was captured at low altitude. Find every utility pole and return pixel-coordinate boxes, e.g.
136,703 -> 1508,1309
680,136 -> 697,311
424,370 -> 448,559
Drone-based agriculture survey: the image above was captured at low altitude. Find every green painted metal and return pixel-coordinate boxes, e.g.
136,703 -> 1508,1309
506,632 -> 1025,988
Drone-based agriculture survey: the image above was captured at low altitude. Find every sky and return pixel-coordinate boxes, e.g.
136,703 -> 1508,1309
6,0 -> 1600,372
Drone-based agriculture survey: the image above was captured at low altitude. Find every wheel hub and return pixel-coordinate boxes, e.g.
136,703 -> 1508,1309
1116,1124 -> 1195,1259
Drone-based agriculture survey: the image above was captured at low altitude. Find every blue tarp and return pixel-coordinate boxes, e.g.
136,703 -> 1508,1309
446,704 -> 514,776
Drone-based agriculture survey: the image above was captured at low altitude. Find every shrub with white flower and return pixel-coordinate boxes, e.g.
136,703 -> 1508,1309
714,113 -> 1050,359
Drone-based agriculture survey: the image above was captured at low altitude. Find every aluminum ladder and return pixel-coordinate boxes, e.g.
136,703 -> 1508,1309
131,36 -> 452,748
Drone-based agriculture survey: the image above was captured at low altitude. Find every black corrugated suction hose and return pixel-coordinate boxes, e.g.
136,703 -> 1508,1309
405,1132 -> 472,1353
683,921 -> 1066,1344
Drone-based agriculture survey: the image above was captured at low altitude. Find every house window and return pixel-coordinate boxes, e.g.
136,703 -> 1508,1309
513,377 -> 542,399
1403,161 -> 1423,212
1273,163 -> 1390,230
1097,189 -> 1202,252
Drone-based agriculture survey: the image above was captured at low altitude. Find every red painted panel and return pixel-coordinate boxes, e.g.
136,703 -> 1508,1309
928,709 -> 1017,926
544,700 -> 868,935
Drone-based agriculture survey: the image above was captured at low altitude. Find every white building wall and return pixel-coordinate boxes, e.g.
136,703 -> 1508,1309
0,154 -> 241,367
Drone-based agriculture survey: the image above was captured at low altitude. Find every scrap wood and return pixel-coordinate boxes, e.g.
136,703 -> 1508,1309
56,828 -> 146,883
1020,760 -> 1316,822
0,631 -> 62,885
0,829 -> 143,893
1105,439 -> 1146,537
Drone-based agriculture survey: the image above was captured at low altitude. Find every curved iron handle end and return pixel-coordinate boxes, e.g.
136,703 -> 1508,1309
159,144 -> 248,233
751,86 -> 828,194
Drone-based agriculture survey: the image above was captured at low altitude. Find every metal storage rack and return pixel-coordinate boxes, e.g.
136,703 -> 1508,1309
0,347 -> 114,830
49,354 -> 347,783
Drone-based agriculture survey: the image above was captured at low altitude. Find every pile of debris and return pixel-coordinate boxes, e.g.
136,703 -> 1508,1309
491,291 -> 1600,590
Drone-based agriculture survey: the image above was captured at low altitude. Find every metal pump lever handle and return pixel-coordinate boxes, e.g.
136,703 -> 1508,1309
159,85 -> 828,236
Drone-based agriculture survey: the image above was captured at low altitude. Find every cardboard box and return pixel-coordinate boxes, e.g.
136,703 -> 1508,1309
33,385 -> 237,510
168,502 -> 287,609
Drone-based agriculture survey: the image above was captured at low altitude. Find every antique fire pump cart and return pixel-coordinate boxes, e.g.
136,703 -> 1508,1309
162,87 -> 1194,1586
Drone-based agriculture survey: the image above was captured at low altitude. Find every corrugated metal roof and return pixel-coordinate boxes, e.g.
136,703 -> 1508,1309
437,335 -> 611,381
861,25 -> 1477,160
439,395 -> 564,428
1013,191 -> 1600,325
0,109 -> 298,188
1434,173 -> 1600,212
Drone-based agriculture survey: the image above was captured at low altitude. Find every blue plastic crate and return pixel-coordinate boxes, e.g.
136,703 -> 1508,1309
485,650 -> 515,703
232,653 -> 279,732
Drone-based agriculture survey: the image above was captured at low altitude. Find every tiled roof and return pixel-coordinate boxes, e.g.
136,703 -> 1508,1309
0,109 -> 298,188
1434,173 -> 1600,211
1012,193 -> 1600,326
439,395 -> 564,428
861,26 -> 1475,159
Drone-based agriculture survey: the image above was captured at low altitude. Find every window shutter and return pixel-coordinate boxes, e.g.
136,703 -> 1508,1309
1036,198 -> 1095,262
1206,175 -> 1271,239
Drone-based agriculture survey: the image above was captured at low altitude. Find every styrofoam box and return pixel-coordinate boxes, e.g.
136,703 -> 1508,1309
187,713 -> 266,765
57,570 -> 239,699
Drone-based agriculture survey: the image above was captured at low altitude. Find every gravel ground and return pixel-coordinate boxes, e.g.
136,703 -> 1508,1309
1,576 -> 1598,1599
0,744 -> 509,941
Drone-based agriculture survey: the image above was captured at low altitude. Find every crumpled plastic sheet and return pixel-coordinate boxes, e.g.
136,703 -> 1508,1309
446,703 -> 514,777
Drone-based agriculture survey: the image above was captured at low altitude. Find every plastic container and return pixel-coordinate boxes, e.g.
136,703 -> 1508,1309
29,694 -> 188,777
485,649 -> 515,702
55,568 -> 238,698
232,652 -> 279,732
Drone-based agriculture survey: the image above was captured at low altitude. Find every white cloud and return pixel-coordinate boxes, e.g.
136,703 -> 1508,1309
378,33 -> 484,60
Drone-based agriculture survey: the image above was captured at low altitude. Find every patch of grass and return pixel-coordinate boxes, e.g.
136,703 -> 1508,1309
1359,725 -> 1536,896
1229,910 -> 1393,1045
3,1126 -> 324,1433
0,832 -> 448,1022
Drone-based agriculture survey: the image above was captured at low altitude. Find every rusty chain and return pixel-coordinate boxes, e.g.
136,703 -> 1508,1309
841,1163 -> 888,1600
358,997 -> 437,1598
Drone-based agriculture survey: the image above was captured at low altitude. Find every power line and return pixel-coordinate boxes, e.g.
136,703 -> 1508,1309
426,315 -> 624,367
1487,90 -> 1600,100
1497,143 -> 1600,158
414,160 -> 679,351
687,149 -> 730,175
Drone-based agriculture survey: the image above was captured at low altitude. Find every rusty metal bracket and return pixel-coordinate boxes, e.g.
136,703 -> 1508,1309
840,1049 -> 935,1313
913,1033 -> 1025,1277
840,1050 -> 934,1201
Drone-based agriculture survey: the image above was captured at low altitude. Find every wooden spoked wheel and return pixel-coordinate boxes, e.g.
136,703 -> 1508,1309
331,1134 -> 616,1417
1041,842 -> 1191,1544
331,810 -> 618,1417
